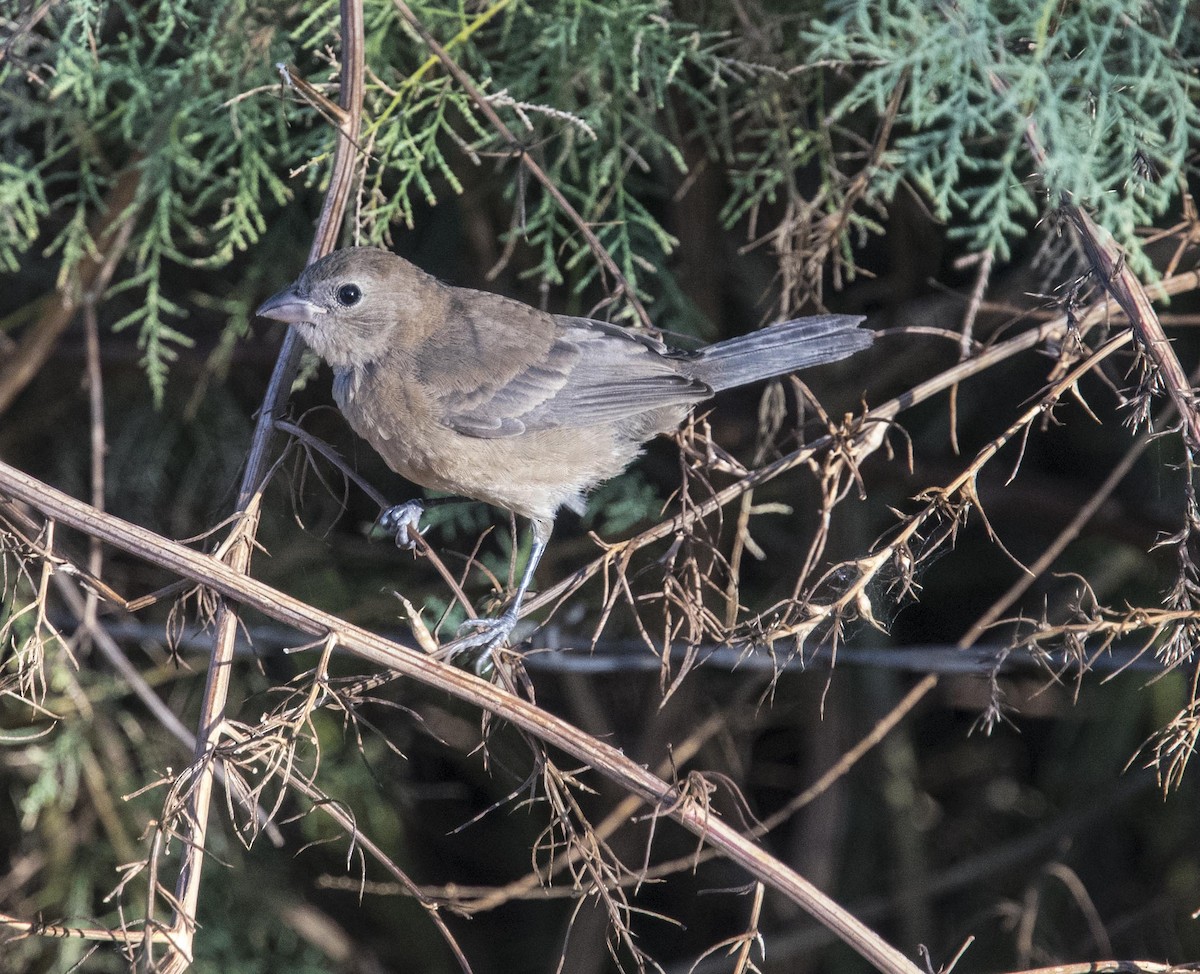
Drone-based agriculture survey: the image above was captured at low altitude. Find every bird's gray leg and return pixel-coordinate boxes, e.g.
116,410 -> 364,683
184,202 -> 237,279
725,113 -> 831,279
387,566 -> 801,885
451,516 -> 552,668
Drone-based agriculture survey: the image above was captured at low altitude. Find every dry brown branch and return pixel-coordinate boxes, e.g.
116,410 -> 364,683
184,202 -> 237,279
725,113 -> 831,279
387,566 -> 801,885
503,271 -> 1200,692
0,910 -> 168,949
688,881 -> 765,974
50,570 -> 285,845
1066,205 -> 1200,448
0,457 -> 923,974
161,2 -> 368,969
346,699 -> 740,917
396,673 -> 938,911
763,331 -> 1133,646
985,70 -> 1200,450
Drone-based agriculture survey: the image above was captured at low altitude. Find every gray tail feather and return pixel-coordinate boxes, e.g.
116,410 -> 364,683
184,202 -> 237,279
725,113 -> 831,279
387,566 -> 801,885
686,314 -> 872,392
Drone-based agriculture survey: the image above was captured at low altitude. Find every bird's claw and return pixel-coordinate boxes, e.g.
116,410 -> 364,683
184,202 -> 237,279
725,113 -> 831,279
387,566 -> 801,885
454,611 -> 517,646
379,501 -> 424,550
443,611 -> 520,677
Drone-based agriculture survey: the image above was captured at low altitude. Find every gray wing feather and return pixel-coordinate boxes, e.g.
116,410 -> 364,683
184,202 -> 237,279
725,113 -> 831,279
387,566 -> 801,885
444,320 -> 710,439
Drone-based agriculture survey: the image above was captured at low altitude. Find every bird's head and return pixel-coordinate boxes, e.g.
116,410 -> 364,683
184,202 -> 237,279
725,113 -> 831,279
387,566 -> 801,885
256,247 -> 436,370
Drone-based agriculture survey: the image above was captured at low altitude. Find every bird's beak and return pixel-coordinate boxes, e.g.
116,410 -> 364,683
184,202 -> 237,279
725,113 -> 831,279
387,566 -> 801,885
256,287 -> 325,324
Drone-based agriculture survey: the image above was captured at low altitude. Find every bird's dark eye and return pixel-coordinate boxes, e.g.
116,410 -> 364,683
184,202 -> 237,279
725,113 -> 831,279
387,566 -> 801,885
337,283 -> 362,307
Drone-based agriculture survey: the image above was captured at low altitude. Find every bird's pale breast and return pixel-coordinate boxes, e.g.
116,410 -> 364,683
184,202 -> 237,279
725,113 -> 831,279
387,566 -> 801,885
335,360 -> 655,519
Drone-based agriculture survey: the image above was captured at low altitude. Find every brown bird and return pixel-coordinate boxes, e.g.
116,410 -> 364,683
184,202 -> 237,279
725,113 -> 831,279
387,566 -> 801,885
257,247 -> 872,657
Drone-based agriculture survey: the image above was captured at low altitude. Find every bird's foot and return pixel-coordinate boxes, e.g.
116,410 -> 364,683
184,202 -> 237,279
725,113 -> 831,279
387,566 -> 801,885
443,610 -> 521,677
378,500 -> 424,550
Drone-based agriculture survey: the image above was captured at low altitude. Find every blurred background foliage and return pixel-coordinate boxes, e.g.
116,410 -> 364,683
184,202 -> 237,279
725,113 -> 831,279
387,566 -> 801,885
2,1 -> 1199,972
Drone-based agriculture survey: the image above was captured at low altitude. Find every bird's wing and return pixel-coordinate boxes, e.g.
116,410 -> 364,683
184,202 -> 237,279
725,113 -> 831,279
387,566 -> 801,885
417,302 -> 710,439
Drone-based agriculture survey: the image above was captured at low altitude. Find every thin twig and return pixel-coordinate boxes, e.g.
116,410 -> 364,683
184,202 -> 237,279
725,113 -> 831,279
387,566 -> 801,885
273,419 -> 477,617
958,249 -> 995,361
50,572 -> 286,847
82,300 -> 105,631
949,248 -> 995,451
165,0 -> 367,967
392,673 -> 938,913
0,162 -> 140,415
959,412 -> 1165,648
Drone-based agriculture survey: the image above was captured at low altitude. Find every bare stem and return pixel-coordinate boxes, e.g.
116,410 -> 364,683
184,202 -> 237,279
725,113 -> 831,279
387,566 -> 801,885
164,1 -> 366,967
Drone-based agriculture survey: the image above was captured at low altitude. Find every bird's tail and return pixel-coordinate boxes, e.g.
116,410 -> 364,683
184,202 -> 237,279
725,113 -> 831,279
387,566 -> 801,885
685,315 -> 872,392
